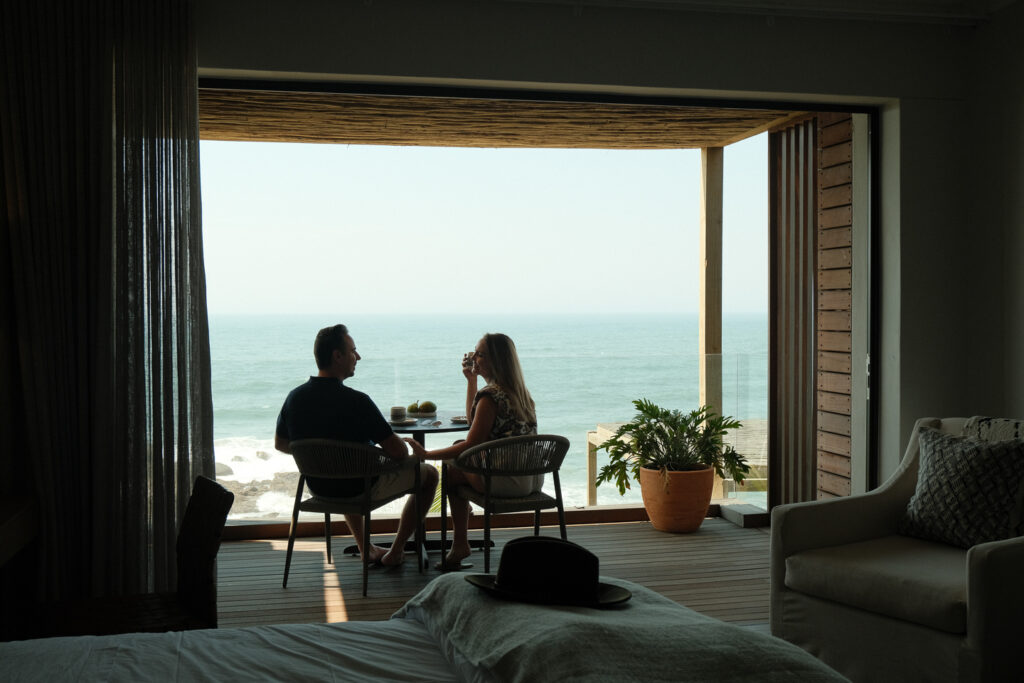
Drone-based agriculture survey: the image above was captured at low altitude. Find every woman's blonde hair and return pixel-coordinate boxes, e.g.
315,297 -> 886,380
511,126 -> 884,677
481,333 -> 536,424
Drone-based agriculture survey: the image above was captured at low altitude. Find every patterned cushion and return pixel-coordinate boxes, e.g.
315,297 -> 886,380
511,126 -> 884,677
962,415 -> 1024,442
899,428 -> 1024,548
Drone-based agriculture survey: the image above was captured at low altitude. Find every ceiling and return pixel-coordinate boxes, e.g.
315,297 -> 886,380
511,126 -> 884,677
496,0 -> 1001,24
199,88 -> 809,150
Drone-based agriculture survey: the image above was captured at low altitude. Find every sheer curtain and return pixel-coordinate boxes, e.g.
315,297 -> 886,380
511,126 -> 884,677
0,0 -> 212,601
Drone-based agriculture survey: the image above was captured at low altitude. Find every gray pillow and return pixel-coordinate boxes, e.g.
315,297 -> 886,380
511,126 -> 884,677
899,428 -> 1024,548
963,416 -> 1024,442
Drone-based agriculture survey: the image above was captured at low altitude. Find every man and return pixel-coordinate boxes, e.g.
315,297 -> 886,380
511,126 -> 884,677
275,324 -> 438,567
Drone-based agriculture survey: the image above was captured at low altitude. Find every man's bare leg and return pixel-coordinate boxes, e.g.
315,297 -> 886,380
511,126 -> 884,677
344,514 -> 387,564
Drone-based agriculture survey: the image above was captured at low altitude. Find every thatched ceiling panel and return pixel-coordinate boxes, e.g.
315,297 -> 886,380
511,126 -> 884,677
199,89 -> 805,150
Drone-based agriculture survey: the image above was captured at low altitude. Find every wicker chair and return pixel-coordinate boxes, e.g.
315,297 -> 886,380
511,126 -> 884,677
442,434 -> 570,573
284,439 -> 424,596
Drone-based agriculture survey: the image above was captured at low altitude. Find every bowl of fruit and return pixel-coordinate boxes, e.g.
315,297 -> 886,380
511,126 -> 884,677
407,400 -> 437,418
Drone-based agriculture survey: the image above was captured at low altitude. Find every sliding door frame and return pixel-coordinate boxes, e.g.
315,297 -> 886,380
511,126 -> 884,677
196,78 -> 880,528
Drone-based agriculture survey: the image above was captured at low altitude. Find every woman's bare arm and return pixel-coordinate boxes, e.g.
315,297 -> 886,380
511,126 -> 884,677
406,395 -> 496,461
463,356 -> 478,418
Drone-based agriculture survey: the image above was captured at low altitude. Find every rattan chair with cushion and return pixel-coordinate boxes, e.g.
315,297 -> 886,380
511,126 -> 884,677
32,475 -> 234,637
284,439 -> 424,596
443,434 -> 570,573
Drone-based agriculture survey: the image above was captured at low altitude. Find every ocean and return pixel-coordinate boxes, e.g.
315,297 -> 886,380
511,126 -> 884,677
211,313 -> 768,519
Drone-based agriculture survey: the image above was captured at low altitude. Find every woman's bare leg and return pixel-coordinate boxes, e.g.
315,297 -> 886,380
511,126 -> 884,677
443,468 -> 483,565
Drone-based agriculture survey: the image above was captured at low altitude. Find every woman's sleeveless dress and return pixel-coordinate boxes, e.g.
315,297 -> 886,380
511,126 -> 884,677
470,385 -> 541,495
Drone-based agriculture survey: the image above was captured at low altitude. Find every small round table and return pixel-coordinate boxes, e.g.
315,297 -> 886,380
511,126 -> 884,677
388,409 -> 470,446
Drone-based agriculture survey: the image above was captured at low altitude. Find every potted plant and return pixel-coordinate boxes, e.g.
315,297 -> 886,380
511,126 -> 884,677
596,399 -> 749,532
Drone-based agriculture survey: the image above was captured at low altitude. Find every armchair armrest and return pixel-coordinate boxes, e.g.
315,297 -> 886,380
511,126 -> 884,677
965,535 -> 1024,680
771,487 -> 907,560
772,417 -> 944,561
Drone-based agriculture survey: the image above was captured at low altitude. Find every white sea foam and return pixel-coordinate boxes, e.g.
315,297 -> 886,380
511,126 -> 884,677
257,490 -> 300,515
214,437 -> 296,482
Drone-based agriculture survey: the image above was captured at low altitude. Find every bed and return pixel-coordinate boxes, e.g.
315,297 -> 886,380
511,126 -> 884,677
2,574 -> 848,682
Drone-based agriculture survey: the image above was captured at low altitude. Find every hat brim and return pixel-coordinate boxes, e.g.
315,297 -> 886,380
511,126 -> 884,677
464,574 -> 632,607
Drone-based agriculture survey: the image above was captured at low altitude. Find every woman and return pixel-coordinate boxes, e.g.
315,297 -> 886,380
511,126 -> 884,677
404,332 -> 537,569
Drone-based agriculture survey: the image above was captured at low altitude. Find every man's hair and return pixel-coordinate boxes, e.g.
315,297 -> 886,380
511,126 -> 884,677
313,324 -> 348,370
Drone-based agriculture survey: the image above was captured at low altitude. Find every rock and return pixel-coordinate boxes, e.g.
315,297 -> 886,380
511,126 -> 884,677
215,462 -> 233,476
271,471 -> 301,495
216,478 -> 260,514
215,471 -> 302,519
256,450 -> 271,461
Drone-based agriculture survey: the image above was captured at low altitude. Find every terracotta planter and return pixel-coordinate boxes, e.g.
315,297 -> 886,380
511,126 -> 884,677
638,465 -> 714,533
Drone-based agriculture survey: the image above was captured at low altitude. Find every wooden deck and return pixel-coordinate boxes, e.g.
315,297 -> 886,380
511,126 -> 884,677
217,518 -> 771,629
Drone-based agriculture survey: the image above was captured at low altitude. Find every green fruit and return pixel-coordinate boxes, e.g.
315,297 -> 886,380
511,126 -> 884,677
407,402 -> 419,413
419,400 -> 436,413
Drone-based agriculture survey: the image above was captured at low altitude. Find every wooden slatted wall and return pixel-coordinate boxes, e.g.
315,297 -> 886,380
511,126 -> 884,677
816,113 -> 854,498
768,117 -> 819,507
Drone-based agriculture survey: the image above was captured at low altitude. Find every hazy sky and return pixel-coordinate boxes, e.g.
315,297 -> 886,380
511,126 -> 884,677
199,134 -> 768,315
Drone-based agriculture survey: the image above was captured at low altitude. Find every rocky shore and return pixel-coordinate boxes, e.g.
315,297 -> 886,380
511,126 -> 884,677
216,471 -> 299,518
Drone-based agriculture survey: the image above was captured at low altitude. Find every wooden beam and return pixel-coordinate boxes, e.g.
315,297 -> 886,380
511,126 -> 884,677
699,147 -> 723,419
199,88 -> 804,150
700,147 -> 724,499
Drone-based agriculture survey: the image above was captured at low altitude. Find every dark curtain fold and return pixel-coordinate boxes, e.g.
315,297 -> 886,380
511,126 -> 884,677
0,0 -> 212,603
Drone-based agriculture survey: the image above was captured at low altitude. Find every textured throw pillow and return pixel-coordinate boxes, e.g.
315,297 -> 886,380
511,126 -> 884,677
962,415 -> 1024,442
899,428 -> 1024,548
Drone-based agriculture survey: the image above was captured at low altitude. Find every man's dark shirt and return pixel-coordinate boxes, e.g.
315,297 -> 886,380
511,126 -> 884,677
276,376 -> 393,497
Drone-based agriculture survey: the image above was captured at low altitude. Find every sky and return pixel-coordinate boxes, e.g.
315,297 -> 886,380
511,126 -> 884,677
199,134 -> 768,315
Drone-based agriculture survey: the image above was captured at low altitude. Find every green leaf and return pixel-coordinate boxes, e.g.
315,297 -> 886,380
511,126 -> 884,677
594,400 -> 748,496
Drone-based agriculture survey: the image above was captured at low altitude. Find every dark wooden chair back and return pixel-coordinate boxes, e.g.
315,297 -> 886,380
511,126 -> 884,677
28,475 -> 234,637
176,475 -> 235,626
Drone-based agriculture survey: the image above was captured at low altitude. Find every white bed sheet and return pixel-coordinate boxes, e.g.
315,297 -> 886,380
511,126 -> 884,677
0,617 -> 456,683
3,574 -> 849,683
395,574 -> 850,683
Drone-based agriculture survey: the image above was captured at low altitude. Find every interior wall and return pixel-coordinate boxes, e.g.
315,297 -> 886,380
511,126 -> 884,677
876,96 -> 974,475
876,101 -> 903,476
967,1 -> 1024,418
195,0 -> 990,480
196,0 -> 970,102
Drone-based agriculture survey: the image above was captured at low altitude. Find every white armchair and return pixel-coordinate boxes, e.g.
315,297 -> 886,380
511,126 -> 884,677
770,417 -> 1024,683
